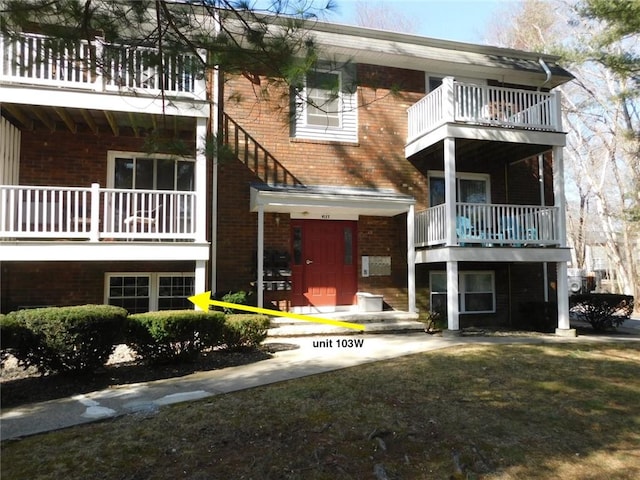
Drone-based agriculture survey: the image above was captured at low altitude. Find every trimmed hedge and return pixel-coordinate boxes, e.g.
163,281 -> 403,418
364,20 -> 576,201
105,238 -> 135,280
0,313 -> 33,368
223,314 -> 270,350
127,310 -> 226,363
2,305 -> 128,373
569,293 -> 634,331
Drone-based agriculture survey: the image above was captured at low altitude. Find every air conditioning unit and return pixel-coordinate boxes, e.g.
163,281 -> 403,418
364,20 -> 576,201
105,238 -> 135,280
567,268 -> 586,295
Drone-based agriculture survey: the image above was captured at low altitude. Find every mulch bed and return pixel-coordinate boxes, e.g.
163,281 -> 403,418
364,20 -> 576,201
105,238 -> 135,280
0,346 -> 276,409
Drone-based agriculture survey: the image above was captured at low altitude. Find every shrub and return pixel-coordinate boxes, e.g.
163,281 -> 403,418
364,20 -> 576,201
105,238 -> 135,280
219,291 -> 252,314
127,310 -> 225,363
222,314 -> 270,350
569,294 -> 634,331
2,305 -> 128,373
1,313 -> 35,368
420,311 -> 445,334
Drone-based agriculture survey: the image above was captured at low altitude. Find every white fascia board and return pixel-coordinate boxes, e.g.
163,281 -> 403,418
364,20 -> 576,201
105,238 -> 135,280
0,84 -> 209,118
250,189 -> 415,217
415,246 -> 572,264
405,123 -> 567,157
0,242 -> 210,262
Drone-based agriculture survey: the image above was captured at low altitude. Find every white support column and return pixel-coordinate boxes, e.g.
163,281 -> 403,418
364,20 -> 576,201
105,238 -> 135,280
194,260 -> 206,309
406,204 -> 416,313
444,137 -> 457,246
195,117 -> 208,244
446,260 -> 459,331
556,261 -> 571,331
552,145 -> 575,336
257,204 -> 265,308
552,146 -> 567,248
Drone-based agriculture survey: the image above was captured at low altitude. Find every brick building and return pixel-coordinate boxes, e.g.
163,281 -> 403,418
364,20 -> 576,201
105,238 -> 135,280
0,14 -> 575,332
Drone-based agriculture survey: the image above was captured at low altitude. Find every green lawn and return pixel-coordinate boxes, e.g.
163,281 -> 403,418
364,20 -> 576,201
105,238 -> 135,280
2,342 -> 639,479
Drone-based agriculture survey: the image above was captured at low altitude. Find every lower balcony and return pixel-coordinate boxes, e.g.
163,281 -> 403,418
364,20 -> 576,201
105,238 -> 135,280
414,203 -> 571,264
416,202 -> 561,248
1,184 -> 199,242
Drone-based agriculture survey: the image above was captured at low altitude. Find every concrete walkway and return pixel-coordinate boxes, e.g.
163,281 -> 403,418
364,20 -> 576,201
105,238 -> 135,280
2,331 -> 639,441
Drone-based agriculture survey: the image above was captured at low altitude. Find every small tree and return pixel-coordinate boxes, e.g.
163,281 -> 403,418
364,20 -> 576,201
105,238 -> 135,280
569,293 -> 634,331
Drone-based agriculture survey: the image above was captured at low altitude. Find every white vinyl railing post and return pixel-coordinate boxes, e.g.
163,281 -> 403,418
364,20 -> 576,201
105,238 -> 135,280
90,183 -> 100,241
442,77 -> 455,124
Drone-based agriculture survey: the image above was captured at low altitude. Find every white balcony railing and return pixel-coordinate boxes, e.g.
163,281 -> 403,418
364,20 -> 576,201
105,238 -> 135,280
415,203 -> 560,247
407,78 -> 561,143
0,32 -> 204,98
0,184 -> 197,241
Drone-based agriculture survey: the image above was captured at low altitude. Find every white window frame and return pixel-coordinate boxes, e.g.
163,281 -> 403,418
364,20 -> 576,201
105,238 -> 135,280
291,68 -> 358,143
303,69 -> 342,128
428,171 -> 491,206
105,272 -> 195,312
107,151 -> 195,190
430,270 -> 496,314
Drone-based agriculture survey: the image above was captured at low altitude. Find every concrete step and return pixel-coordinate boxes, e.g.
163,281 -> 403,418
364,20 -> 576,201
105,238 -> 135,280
268,311 -> 425,337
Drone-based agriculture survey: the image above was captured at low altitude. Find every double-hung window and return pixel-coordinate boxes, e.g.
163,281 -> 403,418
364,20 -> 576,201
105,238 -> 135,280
106,273 -> 195,313
430,271 -> 495,314
292,66 -> 357,143
306,70 -> 341,128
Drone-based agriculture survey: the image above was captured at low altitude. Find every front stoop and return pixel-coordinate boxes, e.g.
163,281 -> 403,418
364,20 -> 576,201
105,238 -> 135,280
268,311 -> 425,337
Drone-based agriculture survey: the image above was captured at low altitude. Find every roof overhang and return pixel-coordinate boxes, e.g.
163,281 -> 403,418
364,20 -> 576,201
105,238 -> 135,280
250,184 -> 415,220
238,15 -> 574,89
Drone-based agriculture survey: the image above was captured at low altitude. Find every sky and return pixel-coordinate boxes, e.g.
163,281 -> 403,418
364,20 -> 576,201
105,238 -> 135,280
322,0 -> 513,44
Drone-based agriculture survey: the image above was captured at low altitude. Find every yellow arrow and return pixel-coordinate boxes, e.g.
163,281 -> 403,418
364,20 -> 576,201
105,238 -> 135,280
188,291 -> 365,331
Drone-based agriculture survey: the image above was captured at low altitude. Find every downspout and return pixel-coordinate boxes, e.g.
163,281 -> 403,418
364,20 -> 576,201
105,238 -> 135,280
538,58 -> 552,91
539,154 -> 549,302
210,9 -> 221,297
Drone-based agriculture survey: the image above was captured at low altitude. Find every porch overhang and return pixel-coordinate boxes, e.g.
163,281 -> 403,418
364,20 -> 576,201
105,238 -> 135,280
415,246 -> 572,264
405,122 -> 567,159
250,184 -> 415,219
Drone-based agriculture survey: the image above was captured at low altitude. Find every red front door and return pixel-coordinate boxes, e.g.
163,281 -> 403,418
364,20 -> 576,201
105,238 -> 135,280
291,220 -> 357,308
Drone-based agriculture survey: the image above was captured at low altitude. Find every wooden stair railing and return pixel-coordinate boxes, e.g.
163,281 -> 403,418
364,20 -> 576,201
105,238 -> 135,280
221,113 -> 303,187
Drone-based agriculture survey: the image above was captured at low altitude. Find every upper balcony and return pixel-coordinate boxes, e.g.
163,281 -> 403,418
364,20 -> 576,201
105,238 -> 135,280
406,77 -> 564,157
0,32 -> 207,116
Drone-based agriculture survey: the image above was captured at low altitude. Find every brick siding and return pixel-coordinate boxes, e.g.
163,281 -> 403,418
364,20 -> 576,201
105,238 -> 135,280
216,64 -> 427,309
1,261 -> 194,313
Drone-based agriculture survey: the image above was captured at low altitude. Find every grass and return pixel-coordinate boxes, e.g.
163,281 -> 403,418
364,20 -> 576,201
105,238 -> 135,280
2,342 -> 640,479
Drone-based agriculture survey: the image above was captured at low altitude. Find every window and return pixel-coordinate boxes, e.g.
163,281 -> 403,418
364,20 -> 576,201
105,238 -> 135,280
428,172 -> 490,206
106,273 -> 195,312
109,152 -> 194,191
429,76 -> 443,92
291,67 -> 358,143
430,271 -> 495,314
158,275 -> 195,310
306,70 -> 341,128
107,275 -> 150,314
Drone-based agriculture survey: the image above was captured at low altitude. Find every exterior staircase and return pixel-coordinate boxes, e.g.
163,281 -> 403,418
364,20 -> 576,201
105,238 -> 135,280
221,113 -> 302,186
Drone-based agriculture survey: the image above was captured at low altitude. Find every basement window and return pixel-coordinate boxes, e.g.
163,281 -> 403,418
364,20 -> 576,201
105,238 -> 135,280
106,273 -> 195,313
